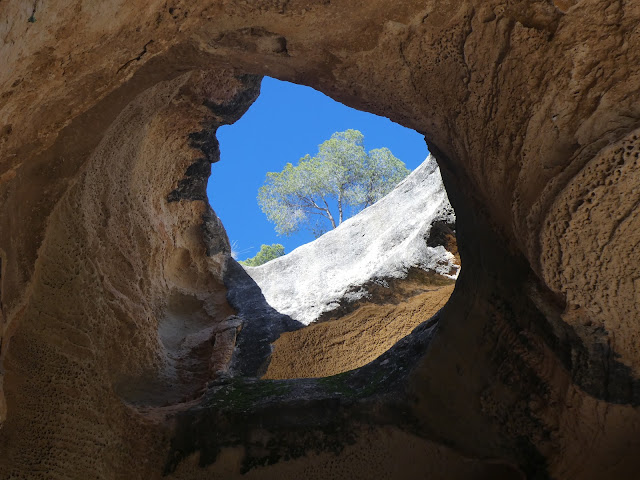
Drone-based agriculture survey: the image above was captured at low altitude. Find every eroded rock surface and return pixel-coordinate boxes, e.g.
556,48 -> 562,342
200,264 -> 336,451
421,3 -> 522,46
263,284 -> 455,379
242,156 -> 458,380
1,0 -> 640,479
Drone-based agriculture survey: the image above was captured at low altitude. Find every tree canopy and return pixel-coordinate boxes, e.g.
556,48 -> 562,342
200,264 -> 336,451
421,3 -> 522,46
258,129 -> 410,236
239,244 -> 285,267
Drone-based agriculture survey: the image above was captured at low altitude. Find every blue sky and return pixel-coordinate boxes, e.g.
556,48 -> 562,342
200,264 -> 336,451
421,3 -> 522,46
207,77 -> 429,261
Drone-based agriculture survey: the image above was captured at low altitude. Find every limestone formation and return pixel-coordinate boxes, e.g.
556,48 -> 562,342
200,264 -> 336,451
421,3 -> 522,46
1,0 -> 640,479
245,156 -> 458,326
243,156 -> 458,379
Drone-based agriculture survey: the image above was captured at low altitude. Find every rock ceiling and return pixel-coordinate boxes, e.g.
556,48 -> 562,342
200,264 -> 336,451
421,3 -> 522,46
1,0 -> 639,478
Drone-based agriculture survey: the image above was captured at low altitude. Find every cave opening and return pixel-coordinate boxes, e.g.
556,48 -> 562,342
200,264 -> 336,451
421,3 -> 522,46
208,76 -> 431,259
207,77 -> 460,380
6,4 -> 640,477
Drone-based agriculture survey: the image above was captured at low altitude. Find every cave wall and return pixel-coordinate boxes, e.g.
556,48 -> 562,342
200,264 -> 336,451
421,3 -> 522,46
1,0 -> 640,478
0,61 -> 258,477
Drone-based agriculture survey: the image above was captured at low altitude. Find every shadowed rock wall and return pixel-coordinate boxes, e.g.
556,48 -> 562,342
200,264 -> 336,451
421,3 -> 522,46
1,0 -> 639,478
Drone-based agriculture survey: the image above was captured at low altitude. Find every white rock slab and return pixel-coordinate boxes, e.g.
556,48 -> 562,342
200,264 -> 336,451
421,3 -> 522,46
244,155 -> 458,325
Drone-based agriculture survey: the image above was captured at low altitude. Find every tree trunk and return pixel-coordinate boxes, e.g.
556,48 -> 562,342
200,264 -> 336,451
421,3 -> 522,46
326,210 -> 337,229
321,198 -> 337,229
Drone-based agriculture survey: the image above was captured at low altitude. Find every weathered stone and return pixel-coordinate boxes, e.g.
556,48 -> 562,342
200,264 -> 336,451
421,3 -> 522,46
1,0 -> 640,478
245,156 -> 458,326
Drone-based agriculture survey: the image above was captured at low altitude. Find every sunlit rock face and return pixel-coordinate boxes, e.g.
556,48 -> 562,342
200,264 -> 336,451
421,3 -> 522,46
1,0 -> 640,479
245,156 -> 458,326
242,156 -> 458,381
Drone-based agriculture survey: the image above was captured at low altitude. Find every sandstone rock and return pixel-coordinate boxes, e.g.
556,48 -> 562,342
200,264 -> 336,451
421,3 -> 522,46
263,284 -> 456,379
1,0 -> 640,479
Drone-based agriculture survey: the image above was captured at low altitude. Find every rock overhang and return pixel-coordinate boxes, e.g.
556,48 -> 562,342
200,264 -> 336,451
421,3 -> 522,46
0,1 -> 639,478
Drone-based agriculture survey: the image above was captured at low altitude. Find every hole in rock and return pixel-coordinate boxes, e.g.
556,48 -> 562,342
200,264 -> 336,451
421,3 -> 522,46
208,77 -> 460,380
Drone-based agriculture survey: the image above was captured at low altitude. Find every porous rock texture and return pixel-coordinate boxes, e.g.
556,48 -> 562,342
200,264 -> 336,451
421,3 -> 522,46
1,1 -> 640,479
